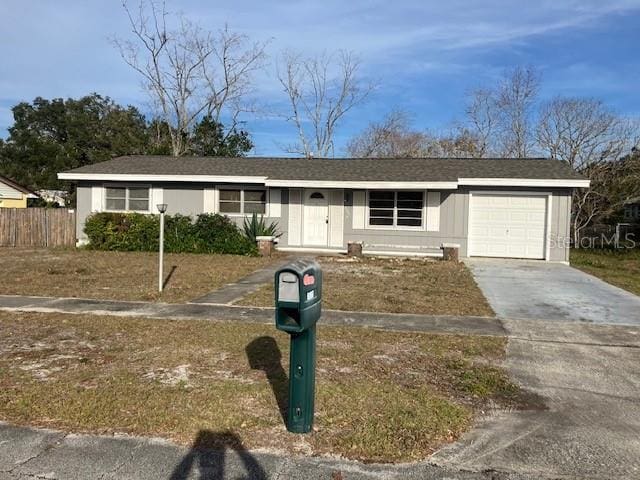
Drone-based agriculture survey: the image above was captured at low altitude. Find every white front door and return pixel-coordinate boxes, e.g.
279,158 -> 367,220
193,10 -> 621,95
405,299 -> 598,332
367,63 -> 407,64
303,189 -> 329,246
469,193 -> 548,260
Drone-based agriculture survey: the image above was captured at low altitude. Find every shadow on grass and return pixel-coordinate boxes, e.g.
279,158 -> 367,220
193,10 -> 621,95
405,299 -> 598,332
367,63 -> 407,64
246,336 -> 288,425
169,430 -> 266,480
163,265 -> 178,289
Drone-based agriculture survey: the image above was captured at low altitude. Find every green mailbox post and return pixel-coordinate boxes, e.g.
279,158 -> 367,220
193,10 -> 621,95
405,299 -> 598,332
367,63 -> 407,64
274,259 -> 322,433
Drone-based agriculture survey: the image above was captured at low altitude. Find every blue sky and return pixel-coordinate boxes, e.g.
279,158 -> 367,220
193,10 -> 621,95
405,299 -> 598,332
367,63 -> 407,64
1,0 -> 639,156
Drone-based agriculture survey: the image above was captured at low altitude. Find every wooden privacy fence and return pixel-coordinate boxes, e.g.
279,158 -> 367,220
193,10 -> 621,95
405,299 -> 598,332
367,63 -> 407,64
0,208 -> 76,248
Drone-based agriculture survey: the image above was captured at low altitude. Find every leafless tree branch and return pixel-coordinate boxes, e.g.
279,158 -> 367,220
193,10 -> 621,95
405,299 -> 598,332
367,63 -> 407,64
113,0 -> 267,156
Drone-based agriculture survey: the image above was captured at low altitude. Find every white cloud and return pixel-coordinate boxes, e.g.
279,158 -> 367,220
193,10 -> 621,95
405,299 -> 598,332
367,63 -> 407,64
0,0 -> 638,146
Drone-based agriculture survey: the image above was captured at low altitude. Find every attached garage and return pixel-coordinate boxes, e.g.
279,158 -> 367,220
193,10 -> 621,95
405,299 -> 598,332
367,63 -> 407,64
468,192 -> 549,260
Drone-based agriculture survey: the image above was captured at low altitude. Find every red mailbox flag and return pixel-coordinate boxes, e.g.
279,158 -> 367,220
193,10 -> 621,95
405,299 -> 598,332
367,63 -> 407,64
303,274 -> 315,286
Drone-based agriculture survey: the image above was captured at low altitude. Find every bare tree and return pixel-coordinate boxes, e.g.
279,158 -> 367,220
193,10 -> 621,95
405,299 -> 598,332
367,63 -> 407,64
536,97 -> 638,243
347,110 -> 480,158
113,0 -> 267,156
346,110 -> 428,158
278,50 -> 372,157
464,88 -> 496,157
495,66 -> 540,157
463,66 -> 540,157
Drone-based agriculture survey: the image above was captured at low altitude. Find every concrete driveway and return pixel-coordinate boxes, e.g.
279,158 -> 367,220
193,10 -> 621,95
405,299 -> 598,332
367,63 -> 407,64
432,319 -> 640,478
466,258 -> 640,325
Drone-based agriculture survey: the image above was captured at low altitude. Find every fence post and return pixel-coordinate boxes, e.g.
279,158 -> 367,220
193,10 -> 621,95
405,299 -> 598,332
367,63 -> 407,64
11,209 -> 16,247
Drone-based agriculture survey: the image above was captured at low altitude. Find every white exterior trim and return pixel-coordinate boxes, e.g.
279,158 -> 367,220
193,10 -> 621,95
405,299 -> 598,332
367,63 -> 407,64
329,189 -> 344,248
468,190 -> 552,261
277,246 -> 443,258
59,173 -> 587,189
59,173 -> 267,183
363,249 -> 443,258
265,179 -> 458,189
91,185 -> 103,212
426,191 -> 441,232
203,188 -> 216,213
151,187 -> 164,211
287,188 -> 302,246
459,178 -> 589,188
352,190 -> 366,230
277,246 -> 347,254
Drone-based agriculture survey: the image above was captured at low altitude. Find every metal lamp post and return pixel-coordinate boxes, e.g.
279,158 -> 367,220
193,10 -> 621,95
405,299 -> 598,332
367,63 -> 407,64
157,203 -> 168,292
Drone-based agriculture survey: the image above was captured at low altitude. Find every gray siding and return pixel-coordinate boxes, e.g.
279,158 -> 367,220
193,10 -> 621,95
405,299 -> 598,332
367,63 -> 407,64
163,185 -> 204,217
76,184 -> 93,240
343,189 -> 467,255
549,190 -> 572,262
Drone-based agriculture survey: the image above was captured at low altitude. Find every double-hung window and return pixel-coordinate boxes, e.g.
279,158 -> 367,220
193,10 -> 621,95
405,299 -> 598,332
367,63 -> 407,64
105,186 -> 150,212
219,188 -> 266,215
368,191 -> 424,228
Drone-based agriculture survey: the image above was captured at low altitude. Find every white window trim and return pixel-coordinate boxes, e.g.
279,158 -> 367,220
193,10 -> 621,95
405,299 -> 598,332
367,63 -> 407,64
103,183 -> 152,214
365,190 -> 426,231
467,190 -> 553,262
217,186 -> 268,217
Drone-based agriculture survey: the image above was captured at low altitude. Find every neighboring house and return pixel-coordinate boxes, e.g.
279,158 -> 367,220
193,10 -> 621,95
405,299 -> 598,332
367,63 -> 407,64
0,174 -> 38,208
58,156 -> 589,262
623,198 -> 640,223
37,189 -> 68,207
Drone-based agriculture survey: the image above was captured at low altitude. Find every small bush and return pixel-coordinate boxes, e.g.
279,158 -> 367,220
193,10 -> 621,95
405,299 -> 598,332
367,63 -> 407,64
84,212 -> 257,256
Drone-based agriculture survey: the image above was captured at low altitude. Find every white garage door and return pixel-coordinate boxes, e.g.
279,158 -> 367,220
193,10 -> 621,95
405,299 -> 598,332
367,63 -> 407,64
469,193 -> 548,260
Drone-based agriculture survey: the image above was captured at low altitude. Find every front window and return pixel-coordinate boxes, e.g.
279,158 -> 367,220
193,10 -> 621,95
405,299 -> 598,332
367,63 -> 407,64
105,186 -> 149,212
219,188 -> 266,215
368,191 -> 423,228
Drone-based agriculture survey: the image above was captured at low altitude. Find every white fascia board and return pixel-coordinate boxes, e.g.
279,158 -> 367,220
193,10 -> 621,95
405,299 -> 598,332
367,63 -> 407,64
57,173 -> 268,183
458,178 -> 590,188
264,180 -> 459,189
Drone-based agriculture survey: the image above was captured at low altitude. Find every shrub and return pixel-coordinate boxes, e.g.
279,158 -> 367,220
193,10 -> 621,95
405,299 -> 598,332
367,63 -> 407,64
84,212 -> 257,256
242,213 -> 280,243
194,214 -> 258,255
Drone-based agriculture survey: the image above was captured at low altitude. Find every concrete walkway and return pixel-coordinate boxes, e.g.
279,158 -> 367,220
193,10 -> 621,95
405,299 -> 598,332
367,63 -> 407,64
190,258 -> 293,305
433,318 -> 640,479
0,294 -> 504,336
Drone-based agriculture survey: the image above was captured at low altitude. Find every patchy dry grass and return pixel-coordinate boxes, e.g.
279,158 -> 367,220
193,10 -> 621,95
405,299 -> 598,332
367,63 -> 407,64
0,248 -> 274,303
0,311 -> 533,462
571,249 -> 640,297
237,256 -> 494,317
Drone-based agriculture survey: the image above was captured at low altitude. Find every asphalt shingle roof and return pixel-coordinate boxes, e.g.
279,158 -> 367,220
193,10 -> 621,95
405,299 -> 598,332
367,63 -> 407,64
61,155 -> 585,181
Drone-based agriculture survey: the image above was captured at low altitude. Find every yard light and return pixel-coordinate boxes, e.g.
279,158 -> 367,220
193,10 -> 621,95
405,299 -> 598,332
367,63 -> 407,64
157,203 -> 168,292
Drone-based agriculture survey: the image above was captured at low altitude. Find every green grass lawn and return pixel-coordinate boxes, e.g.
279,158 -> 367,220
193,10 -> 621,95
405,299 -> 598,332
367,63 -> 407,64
0,311 -> 534,462
571,248 -> 640,296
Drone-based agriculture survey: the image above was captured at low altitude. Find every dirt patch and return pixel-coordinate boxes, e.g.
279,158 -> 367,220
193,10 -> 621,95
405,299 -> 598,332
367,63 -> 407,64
0,248 -> 276,303
0,311 -> 534,463
237,256 -> 494,316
